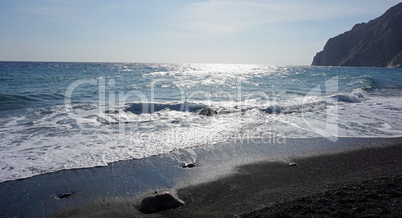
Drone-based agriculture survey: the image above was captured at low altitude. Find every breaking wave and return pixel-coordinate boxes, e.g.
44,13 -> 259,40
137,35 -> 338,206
332,89 -> 366,103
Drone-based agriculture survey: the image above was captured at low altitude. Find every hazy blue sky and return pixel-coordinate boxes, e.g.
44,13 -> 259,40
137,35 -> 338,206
0,0 -> 400,65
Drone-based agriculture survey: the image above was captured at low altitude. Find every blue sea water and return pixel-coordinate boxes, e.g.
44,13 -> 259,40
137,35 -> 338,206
0,62 -> 401,182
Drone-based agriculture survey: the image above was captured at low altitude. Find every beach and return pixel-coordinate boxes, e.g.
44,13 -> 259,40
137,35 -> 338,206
1,137 -> 400,217
1,2 -> 402,217
162,139 -> 402,217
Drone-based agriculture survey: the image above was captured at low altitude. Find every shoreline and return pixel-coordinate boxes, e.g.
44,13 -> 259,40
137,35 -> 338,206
0,137 -> 401,217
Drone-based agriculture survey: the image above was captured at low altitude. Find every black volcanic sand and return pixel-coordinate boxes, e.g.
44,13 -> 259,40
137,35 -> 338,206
50,138 -> 402,217
1,138 -> 401,217
241,175 -> 402,217
160,143 -> 402,217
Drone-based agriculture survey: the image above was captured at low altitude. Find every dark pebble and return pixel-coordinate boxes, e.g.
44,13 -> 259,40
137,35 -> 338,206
182,163 -> 197,168
58,192 -> 72,199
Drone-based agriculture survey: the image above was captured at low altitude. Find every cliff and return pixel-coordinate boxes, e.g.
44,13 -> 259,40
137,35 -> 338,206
312,3 -> 402,68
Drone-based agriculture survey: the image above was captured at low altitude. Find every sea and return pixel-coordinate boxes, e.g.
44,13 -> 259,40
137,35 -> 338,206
0,62 -> 401,183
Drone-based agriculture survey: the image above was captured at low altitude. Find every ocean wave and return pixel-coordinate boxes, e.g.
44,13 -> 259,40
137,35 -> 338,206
124,102 -> 209,114
265,101 -> 327,114
0,93 -> 36,102
361,76 -> 380,92
0,93 -> 64,103
0,94 -> 38,111
332,89 -> 366,103
122,99 -> 329,117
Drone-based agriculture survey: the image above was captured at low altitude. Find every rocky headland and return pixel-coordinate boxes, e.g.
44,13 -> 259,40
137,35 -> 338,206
312,3 -> 402,68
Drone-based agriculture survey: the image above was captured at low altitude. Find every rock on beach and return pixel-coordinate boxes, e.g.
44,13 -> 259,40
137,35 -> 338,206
140,192 -> 185,213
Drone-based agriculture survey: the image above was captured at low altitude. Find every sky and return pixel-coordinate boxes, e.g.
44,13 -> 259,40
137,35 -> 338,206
0,0 -> 400,65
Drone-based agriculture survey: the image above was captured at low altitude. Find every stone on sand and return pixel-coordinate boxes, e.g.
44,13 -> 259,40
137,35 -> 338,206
140,192 -> 185,213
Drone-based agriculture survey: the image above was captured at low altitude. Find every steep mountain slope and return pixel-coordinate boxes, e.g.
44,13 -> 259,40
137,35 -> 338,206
312,3 -> 402,68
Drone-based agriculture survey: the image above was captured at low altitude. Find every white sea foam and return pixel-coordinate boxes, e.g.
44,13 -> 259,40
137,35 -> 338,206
0,91 -> 401,182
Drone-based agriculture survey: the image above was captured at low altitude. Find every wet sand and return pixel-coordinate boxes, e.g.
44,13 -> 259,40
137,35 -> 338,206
161,141 -> 402,217
1,138 -> 401,217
